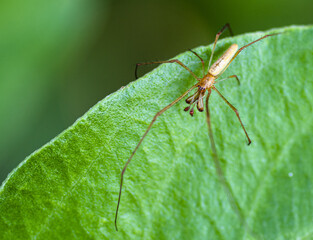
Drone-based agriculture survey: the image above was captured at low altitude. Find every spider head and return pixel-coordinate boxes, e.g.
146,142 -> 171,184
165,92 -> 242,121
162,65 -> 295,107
184,86 -> 205,116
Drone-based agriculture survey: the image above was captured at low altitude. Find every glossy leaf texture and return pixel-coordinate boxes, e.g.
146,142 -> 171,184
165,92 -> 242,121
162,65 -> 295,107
0,25 -> 312,240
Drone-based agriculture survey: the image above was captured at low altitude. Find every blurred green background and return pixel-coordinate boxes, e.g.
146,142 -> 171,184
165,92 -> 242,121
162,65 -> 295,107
0,0 -> 312,183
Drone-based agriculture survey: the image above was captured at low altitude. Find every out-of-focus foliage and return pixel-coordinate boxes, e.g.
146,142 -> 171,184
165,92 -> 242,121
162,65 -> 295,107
1,26 -> 313,239
0,0 -> 312,182
0,0 -> 109,180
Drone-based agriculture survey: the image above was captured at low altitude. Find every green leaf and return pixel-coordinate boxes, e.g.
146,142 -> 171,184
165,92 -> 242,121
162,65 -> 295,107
1,25 -> 312,240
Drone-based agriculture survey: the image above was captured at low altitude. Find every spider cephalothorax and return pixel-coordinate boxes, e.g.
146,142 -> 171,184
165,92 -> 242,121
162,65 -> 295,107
184,86 -> 206,116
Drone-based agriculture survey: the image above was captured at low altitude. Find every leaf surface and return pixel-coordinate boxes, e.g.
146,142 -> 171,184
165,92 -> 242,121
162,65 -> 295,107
1,25 -> 313,240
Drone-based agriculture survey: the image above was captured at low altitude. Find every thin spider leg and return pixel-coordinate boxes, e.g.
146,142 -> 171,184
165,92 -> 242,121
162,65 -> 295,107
216,33 -> 281,78
205,90 -> 244,220
215,75 -> 240,85
115,84 -> 198,231
213,86 -> 251,145
205,91 -> 256,239
188,49 -> 205,77
208,23 -> 234,70
135,60 -> 200,81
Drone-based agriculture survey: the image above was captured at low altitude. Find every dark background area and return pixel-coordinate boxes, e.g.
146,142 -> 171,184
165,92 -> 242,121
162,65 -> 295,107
0,0 -> 312,183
